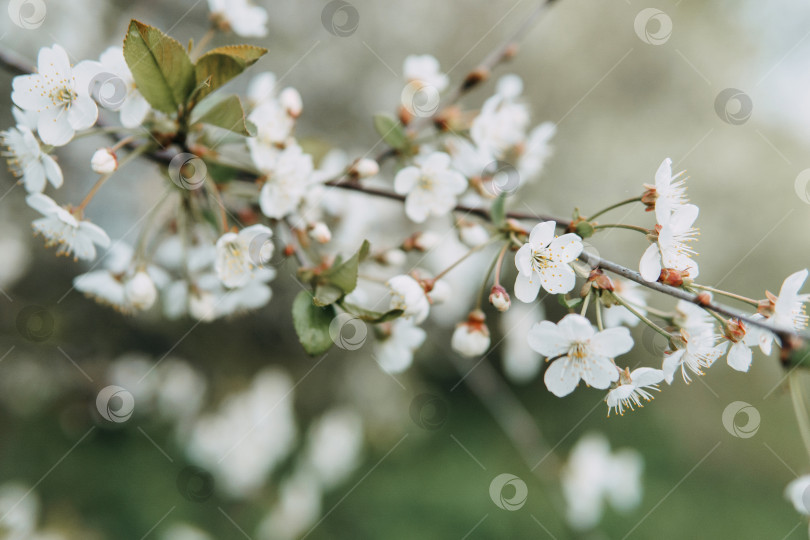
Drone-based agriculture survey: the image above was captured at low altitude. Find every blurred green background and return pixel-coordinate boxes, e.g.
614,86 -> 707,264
1,0 -> 809,538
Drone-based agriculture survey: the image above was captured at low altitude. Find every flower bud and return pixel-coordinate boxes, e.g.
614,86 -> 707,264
124,271 -> 157,310
308,222 -> 331,244
279,87 -> 303,118
351,158 -> 379,179
190,291 -> 217,322
91,148 -> 117,174
403,231 -> 441,252
380,249 -> 406,267
428,279 -> 451,305
489,285 -> 511,312
458,221 -> 489,247
659,268 -> 684,287
451,310 -> 491,358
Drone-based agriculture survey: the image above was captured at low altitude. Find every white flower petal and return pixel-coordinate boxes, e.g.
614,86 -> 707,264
544,358 -> 580,397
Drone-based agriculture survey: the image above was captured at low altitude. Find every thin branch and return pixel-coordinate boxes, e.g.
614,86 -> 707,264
0,32 -> 804,356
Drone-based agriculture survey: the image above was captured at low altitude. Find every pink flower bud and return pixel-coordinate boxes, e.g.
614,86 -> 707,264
489,285 -> 511,312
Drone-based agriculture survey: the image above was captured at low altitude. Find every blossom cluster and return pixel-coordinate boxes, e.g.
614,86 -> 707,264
4,6 -> 810,532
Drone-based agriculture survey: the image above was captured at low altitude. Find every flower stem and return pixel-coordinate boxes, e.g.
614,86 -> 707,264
204,176 -> 228,233
612,293 -> 673,342
592,223 -> 650,234
789,372 -> 810,460
595,296 -> 604,331
587,197 -> 642,221
475,246 -> 504,310
110,135 -> 136,153
190,28 -> 216,61
433,235 -> 501,282
493,243 -> 510,286
691,284 -> 759,307
580,292 -> 591,316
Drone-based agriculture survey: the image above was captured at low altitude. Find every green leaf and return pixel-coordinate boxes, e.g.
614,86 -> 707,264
322,240 -> 370,294
373,114 -> 409,151
341,302 -> 403,323
203,160 -> 242,183
491,193 -> 506,226
123,20 -> 195,114
557,294 -> 582,309
191,94 -> 255,136
313,284 -> 344,307
292,290 -> 336,355
194,45 -> 267,101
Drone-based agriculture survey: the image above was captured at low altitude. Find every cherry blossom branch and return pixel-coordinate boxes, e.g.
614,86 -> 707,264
0,37 -> 805,363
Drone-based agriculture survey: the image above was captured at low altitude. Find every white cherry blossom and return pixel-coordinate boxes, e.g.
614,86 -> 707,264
1,125 -> 62,192
757,269 -> 810,355
644,157 -> 688,224
258,143 -> 314,219
374,319 -> 426,373
514,221 -> 583,301
528,314 -> 632,397
12,44 -> 100,146
387,275 -> 429,324
662,327 -> 726,384
402,54 -> 449,92
606,367 -> 665,416
394,152 -> 467,223
639,203 -> 700,282
785,475 -> 810,516
470,76 -> 530,159
208,0 -> 268,37
96,46 -> 150,128
562,433 -> 643,530
27,193 -> 109,261
214,224 -> 275,288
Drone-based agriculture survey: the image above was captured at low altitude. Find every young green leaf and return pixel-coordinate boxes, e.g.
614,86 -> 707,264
292,290 -> 336,355
373,114 -> 409,151
558,294 -> 582,309
194,45 -> 267,101
191,94 -> 255,136
313,284 -> 344,307
123,20 -> 195,114
322,240 -> 370,294
340,302 -> 403,323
